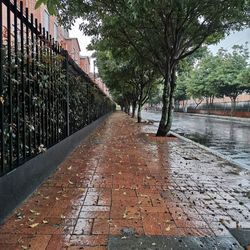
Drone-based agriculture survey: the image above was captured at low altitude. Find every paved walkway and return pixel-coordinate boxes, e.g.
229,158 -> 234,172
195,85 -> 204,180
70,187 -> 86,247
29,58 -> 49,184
0,111 -> 249,249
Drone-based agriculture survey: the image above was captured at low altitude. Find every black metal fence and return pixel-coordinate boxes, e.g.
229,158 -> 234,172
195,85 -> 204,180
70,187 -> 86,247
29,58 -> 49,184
0,0 -> 115,176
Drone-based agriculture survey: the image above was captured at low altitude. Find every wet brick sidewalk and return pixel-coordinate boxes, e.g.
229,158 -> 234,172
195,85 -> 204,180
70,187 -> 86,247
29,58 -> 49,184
0,111 -> 249,249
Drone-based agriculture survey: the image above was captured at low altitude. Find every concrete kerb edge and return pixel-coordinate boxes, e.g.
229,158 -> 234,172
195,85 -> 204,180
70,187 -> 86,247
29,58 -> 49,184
169,131 -> 250,173
177,112 -> 250,124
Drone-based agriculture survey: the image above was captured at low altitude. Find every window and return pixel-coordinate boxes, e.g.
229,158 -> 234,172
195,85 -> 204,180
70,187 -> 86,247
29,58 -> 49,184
44,10 -> 50,33
54,22 -> 58,41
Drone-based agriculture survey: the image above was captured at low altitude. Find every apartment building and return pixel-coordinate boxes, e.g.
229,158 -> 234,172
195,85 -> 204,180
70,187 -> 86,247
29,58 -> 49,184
2,0 -> 69,43
64,38 -> 81,66
80,56 -> 90,74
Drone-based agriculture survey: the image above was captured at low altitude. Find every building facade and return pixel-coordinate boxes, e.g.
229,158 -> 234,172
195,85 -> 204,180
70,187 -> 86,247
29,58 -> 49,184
2,0 -> 69,44
64,38 -> 81,66
80,56 -> 91,75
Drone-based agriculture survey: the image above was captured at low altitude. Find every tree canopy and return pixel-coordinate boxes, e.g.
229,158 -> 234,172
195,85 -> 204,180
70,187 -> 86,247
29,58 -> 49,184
177,45 -> 250,113
37,0 -> 250,135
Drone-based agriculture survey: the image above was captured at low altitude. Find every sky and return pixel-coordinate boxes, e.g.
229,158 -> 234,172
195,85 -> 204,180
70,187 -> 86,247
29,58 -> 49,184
209,28 -> 250,55
69,19 -> 96,72
69,19 -> 250,72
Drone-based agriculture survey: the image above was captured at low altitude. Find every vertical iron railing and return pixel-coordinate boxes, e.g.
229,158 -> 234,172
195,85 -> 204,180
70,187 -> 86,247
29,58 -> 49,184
0,0 -> 4,173
0,0 -> 115,176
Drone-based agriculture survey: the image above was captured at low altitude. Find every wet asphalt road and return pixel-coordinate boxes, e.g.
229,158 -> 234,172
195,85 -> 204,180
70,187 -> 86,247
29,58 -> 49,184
142,111 -> 250,170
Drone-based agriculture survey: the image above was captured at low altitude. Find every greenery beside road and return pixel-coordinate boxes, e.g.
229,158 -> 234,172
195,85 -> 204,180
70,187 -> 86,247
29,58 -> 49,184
176,45 -> 250,114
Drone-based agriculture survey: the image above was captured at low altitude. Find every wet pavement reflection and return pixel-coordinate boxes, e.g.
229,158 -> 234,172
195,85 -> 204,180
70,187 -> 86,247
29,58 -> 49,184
142,111 -> 250,169
0,112 -> 249,249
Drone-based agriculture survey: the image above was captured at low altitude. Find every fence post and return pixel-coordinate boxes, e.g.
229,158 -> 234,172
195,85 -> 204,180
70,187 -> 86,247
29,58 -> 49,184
63,50 -> 70,137
0,0 -> 4,173
87,83 -> 90,124
7,0 -> 13,169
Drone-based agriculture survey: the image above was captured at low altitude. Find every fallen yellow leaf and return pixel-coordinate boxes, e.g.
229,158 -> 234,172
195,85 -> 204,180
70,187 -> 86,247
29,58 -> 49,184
0,96 -> 4,104
29,223 -> 39,228
165,225 -> 171,231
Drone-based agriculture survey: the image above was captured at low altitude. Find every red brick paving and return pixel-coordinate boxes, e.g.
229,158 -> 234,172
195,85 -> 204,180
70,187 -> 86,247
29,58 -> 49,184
0,111 -> 249,249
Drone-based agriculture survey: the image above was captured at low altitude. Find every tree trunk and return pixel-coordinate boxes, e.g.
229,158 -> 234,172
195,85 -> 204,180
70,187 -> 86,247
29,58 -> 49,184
137,102 -> 142,123
125,104 -> 129,114
164,70 -> 177,134
230,97 -> 237,117
132,101 -> 137,118
125,100 -> 131,115
156,65 -> 176,136
206,98 -> 210,115
164,88 -> 175,133
156,76 -> 171,136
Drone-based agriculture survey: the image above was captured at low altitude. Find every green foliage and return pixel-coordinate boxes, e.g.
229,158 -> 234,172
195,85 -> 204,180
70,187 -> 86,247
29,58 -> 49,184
187,54 -> 222,100
148,83 -> 163,106
1,43 -> 67,168
39,0 -> 250,133
96,46 -> 158,115
175,75 -> 188,102
1,41 -> 114,173
175,47 -> 210,102
216,45 -> 249,99
35,0 -> 58,15
179,45 -> 250,105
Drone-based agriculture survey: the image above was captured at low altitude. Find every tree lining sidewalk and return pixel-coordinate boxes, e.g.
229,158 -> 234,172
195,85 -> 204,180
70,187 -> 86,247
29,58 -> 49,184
0,111 -> 249,249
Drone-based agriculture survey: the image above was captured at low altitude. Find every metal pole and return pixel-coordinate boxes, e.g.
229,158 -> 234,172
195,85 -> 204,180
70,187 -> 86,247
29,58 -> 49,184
64,51 -> 70,137
20,1 -> 26,161
14,0 -> 20,165
0,0 -> 4,173
7,0 -> 13,169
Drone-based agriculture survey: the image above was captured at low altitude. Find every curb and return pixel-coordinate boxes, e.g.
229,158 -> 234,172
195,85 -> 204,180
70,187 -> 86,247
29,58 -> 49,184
169,131 -> 250,173
144,110 -> 250,124
176,112 -> 250,124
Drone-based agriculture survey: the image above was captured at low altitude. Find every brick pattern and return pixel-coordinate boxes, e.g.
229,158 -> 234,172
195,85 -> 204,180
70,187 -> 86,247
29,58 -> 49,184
0,112 -> 249,249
